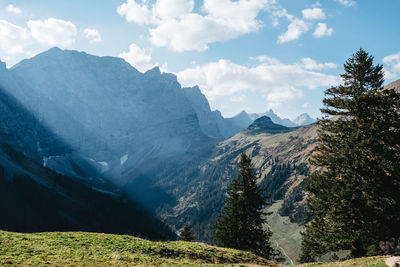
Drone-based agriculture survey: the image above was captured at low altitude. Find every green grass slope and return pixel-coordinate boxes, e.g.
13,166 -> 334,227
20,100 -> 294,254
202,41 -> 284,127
267,200 -> 304,265
0,231 -> 281,266
299,256 -> 387,267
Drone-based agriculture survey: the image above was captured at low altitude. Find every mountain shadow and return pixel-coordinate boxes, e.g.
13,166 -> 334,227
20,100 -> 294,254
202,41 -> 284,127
0,84 -> 175,240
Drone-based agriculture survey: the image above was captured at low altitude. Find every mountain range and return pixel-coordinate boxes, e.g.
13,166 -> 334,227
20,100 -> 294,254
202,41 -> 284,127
1,47 -> 398,256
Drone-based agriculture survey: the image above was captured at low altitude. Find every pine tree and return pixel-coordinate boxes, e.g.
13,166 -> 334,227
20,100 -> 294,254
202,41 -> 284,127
180,223 -> 195,241
300,48 -> 400,262
213,153 -> 274,259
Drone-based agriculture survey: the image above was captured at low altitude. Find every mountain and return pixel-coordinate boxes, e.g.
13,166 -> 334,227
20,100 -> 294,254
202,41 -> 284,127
247,116 -> 294,134
0,49 -> 319,242
217,110 -> 254,138
0,66 -> 174,239
385,79 -> 400,92
216,109 -> 315,138
293,113 -> 316,126
182,85 -> 222,138
148,115 -> 318,242
8,48 -> 209,164
0,143 -> 174,240
250,109 -> 316,127
261,109 -> 298,127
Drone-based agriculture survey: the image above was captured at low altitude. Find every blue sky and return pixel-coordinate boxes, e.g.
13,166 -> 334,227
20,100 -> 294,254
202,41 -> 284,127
1,0 -> 399,119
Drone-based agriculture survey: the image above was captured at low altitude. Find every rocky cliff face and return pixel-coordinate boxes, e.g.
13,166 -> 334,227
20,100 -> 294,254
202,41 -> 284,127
7,48 -> 209,166
182,85 -> 222,139
0,59 -> 174,239
0,61 -> 71,161
293,113 -> 316,126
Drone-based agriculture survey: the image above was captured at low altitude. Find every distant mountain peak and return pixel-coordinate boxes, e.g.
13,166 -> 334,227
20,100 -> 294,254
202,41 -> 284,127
293,113 -> 316,126
238,110 -> 249,116
48,46 -> 62,52
385,79 -> 400,93
145,66 -> 161,76
247,116 -> 293,134
0,60 -> 6,72
250,115 -> 274,126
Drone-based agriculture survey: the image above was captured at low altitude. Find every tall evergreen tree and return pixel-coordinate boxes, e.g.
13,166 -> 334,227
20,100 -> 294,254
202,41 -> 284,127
300,48 -> 400,262
213,153 -> 274,259
180,223 -> 195,241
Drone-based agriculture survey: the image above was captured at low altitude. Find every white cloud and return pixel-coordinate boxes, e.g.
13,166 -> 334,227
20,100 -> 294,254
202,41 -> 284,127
27,18 -> 77,47
83,28 -> 102,43
117,0 -> 268,52
313,22 -> 333,38
119,43 -> 156,72
278,18 -> 309,43
268,3 -> 309,43
0,20 -> 31,55
0,18 -> 79,66
383,51 -> 400,80
153,0 -> 194,20
302,7 -> 325,20
335,0 -> 356,7
117,0 -> 154,25
177,57 -> 340,106
6,4 -> 22,15
300,57 -> 337,70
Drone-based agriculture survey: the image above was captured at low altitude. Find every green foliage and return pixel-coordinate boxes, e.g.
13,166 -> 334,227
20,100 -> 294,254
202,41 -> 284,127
180,223 -> 195,242
0,230 -> 280,266
278,182 -> 307,224
299,255 -> 387,267
213,153 -> 274,259
300,49 -> 400,262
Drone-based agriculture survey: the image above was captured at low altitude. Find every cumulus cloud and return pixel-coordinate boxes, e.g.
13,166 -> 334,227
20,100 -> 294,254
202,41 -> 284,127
278,18 -> 309,43
177,57 -> 340,106
119,43 -> 156,72
6,4 -> 22,15
117,0 -> 154,25
313,22 -> 333,38
153,0 -> 194,20
271,2 -> 332,44
335,0 -> 356,7
27,18 -> 77,47
383,51 -> 400,80
270,3 -> 312,44
302,7 -> 325,20
0,18 -> 78,65
83,28 -> 102,43
0,20 -> 31,55
117,0 -> 268,52
301,57 -> 337,70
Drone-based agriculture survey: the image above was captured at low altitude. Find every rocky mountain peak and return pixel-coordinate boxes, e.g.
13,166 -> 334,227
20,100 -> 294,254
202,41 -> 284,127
0,60 -> 7,72
247,116 -> 293,134
385,79 -> 400,93
293,113 -> 316,126
145,66 -> 161,77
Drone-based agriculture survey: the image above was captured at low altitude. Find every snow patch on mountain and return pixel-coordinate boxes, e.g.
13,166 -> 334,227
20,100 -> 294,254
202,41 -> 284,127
120,154 -> 129,165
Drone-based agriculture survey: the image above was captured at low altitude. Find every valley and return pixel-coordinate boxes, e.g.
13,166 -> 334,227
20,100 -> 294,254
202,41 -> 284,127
0,48 -> 399,265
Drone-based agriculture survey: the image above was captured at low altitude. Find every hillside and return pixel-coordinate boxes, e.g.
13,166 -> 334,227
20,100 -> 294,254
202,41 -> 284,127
0,231 -> 280,266
0,230 -> 392,266
299,256 -> 388,266
153,117 -> 318,243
